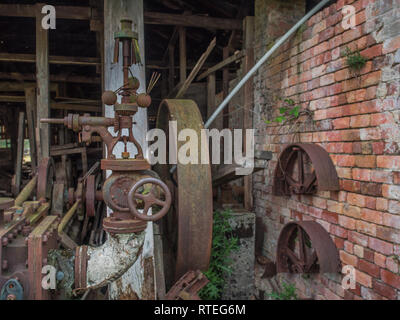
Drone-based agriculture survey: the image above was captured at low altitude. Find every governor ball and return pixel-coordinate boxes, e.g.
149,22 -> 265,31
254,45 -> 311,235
102,91 -> 117,106
137,93 -> 152,108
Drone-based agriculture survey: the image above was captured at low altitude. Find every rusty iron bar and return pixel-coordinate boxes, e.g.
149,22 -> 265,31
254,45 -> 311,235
58,199 -> 81,234
15,176 -> 37,207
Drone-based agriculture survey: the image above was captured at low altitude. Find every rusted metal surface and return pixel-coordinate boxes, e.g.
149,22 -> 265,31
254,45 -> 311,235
85,175 -> 96,217
27,215 -> 59,299
127,177 -> 172,222
154,99 -> 213,288
165,270 -> 209,300
276,220 -> 341,274
0,198 -> 14,211
37,157 -> 55,201
273,143 -> 339,196
75,245 -> 88,291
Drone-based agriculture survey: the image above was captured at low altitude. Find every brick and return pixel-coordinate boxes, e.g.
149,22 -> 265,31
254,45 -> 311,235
333,117 -> 350,129
347,193 -> 365,207
361,44 -> 382,59
349,114 -> 370,128
360,286 -> 386,300
347,89 -> 367,104
341,180 -> 358,193
355,270 -> 372,288
394,172 -> 400,184
376,226 -> 400,244
380,269 -> 400,289
336,155 -> 355,167
386,257 -> 399,274
339,215 -> 356,230
355,155 -> 376,168
344,240 -> 353,254
356,220 -> 376,236
313,197 -> 327,209
388,200 -> 400,214
359,259 -> 380,278
320,73 -> 335,86
330,224 -> 348,238
372,142 -> 385,155
364,248 -> 374,262
382,184 -> 400,200
353,245 -> 364,258
361,208 -> 382,224
376,198 -> 388,211
368,237 -> 393,255
322,210 -> 339,224
372,279 -> 397,300
371,112 -> 395,126
365,196 -> 376,210
343,204 -> 361,218
360,182 -> 382,197
374,252 -> 386,268
382,213 -> 400,229
361,71 -> 381,87
340,250 -> 358,267
352,168 -> 371,181
383,35 -> 400,54
371,170 -> 393,184
327,200 -> 343,214
377,156 -> 400,169
337,168 -> 352,179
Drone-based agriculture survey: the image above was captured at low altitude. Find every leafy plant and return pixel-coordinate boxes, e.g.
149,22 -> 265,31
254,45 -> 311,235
265,98 -> 302,124
199,209 -> 239,300
268,281 -> 298,300
344,46 -> 367,72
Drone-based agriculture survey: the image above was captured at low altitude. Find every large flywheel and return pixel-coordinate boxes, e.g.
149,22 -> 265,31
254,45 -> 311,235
154,99 -> 213,290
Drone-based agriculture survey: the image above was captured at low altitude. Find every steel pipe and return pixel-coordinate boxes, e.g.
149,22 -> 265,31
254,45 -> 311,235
204,0 -> 331,128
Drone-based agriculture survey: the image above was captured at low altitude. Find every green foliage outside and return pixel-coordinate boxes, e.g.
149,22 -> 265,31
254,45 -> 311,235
199,209 -> 239,300
268,281 -> 298,300
264,98 -> 302,124
344,46 -> 367,72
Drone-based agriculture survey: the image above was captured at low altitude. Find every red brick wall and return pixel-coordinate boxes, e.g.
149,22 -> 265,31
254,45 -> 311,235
254,0 -> 400,300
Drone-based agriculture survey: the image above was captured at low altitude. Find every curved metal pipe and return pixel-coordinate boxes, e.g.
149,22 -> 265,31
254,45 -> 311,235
84,231 -> 146,289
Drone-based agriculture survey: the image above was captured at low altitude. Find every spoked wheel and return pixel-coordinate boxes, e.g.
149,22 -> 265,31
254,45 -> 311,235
276,221 -> 341,274
283,147 -> 316,195
154,99 -> 213,290
273,144 -> 339,196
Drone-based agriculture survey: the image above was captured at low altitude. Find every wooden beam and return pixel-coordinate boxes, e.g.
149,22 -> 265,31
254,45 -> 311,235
0,82 -> 58,93
0,4 -> 92,20
207,74 -> 216,119
14,112 -> 25,196
144,12 -> 242,30
168,44 -> 175,93
36,3 -> 50,161
243,17 -> 255,211
178,27 -> 186,83
0,72 -> 100,84
197,50 -> 244,81
0,53 -> 101,66
175,37 -> 216,99
25,87 -> 37,173
51,103 -> 101,113
0,96 -> 26,103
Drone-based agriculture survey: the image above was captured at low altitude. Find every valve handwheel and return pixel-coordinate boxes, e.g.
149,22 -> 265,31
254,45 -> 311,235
127,178 -> 171,221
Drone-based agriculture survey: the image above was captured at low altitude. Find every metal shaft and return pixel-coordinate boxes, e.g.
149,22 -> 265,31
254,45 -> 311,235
15,176 -> 38,207
204,0 -> 331,129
